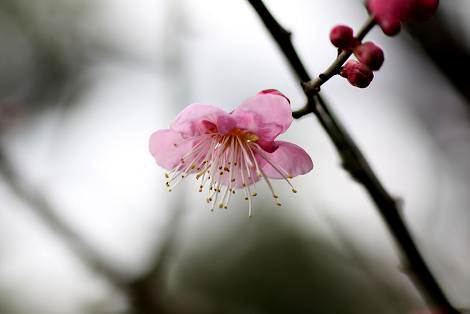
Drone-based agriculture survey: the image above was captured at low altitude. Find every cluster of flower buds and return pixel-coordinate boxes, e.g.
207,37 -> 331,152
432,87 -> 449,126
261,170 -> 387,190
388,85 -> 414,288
329,0 -> 438,88
330,25 -> 384,88
367,0 -> 439,36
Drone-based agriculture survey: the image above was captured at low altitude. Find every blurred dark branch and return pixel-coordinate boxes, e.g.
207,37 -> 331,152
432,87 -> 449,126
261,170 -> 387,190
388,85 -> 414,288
0,2 -> 81,107
0,148 -> 126,289
126,203 -> 185,314
406,16 -> 470,104
247,0 -> 459,312
0,145 -> 187,313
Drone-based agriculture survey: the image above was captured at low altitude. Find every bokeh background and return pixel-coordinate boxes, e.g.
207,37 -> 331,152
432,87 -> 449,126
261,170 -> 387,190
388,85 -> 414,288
0,0 -> 469,313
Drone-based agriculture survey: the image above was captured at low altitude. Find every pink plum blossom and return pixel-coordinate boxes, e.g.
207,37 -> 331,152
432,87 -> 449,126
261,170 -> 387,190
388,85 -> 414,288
149,90 -> 313,216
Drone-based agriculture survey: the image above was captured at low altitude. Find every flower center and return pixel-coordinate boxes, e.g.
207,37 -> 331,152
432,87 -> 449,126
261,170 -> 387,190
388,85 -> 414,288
164,129 -> 296,217
226,128 -> 259,142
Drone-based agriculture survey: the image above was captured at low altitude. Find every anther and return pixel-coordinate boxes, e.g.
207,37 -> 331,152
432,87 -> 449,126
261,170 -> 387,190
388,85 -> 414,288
292,189 -> 297,193
164,173 -> 169,178
252,192 -> 257,197
276,202 -> 282,206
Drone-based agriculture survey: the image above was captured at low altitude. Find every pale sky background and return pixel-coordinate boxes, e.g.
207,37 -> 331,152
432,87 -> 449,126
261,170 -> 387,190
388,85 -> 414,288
0,0 -> 469,313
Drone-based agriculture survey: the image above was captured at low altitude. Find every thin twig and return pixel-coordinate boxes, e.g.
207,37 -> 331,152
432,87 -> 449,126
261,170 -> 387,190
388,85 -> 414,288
302,15 -> 376,96
247,0 -> 459,312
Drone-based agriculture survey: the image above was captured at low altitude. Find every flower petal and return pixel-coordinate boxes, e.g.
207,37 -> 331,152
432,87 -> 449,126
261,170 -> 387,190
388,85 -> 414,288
258,141 -> 313,179
171,104 -> 234,136
231,90 -> 293,140
216,114 -> 237,135
149,129 -> 195,170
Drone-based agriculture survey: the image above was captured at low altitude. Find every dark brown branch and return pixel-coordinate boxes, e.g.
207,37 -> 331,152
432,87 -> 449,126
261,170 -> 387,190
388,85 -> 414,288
247,0 -> 459,312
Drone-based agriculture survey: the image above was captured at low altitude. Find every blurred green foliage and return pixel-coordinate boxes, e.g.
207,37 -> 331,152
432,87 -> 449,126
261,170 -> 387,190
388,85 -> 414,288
167,211 -> 418,314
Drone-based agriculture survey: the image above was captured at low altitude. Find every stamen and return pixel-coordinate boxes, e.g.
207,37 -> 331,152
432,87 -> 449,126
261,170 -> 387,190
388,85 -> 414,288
237,137 -> 258,195
251,143 -> 298,192
221,137 -> 237,209
163,128 -> 301,217
245,142 -> 282,205
211,182 -> 221,211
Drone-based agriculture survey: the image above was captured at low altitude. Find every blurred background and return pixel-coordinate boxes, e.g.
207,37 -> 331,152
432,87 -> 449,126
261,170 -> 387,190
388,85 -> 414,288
0,0 -> 468,313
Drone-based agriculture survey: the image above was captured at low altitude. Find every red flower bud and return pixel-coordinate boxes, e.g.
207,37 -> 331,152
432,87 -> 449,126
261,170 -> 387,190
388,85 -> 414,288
411,0 -> 439,20
354,42 -> 384,71
376,15 -> 402,36
367,0 -> 439,35
340,60 -> 374,88
367,0 -> 414,36
330,25 -> 357,50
